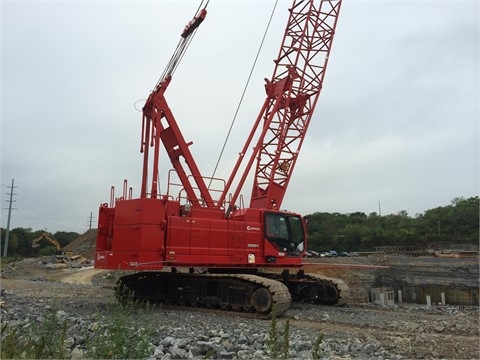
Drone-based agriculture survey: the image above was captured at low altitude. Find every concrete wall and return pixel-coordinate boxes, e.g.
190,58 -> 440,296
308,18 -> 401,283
394,285 -> 478,306
373,257 -> 479,306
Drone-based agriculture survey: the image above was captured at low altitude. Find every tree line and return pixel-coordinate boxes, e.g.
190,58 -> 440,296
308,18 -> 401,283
1,196 -> 478,258
306,196 -> 479,252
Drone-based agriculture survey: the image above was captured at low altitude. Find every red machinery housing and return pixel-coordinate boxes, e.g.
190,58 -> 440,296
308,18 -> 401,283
96,197 -> 305,270
95,0 -> 345,315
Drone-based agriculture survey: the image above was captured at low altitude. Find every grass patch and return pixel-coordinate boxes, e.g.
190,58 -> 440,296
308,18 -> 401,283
1,302 -> 68,359
1,296 -> 154,359
312,332 -> 325,359
266,304 -> 326,360
266,304 -> 290,359
85,300 -> 154,359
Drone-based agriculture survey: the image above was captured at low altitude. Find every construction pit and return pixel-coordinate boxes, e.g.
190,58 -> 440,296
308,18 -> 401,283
1,229 -> 478,359
17,229 -> 480,307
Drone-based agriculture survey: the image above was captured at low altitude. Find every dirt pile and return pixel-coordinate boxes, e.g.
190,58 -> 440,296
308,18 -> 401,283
63,229 -> 98,260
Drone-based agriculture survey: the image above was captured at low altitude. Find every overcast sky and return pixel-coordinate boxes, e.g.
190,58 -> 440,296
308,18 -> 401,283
2,0 -> 478,233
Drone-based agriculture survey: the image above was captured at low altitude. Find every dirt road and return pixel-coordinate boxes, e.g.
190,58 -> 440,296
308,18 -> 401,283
59,267 -> 107,285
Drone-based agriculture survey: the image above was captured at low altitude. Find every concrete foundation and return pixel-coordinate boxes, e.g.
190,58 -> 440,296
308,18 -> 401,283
373,257 -> 479,306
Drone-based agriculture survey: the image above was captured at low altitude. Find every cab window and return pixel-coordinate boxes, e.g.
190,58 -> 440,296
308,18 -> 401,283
264,212 -> 305,255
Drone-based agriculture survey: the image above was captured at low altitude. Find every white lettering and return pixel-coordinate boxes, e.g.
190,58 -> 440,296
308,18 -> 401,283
247,226 -> 261,231
247,243 -> 260,248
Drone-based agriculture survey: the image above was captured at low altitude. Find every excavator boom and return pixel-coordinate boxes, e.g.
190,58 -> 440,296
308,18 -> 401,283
32,232 -> 73,262
32,233 -> 62,251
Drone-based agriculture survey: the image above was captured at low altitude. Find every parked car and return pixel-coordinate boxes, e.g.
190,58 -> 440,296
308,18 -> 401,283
338,251 -> 349,257
329,250 -> 338,257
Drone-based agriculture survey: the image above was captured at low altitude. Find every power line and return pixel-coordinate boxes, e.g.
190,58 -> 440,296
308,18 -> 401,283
3,179 -> 17,257
87,212 -> 97,230
2,180 -> 87,232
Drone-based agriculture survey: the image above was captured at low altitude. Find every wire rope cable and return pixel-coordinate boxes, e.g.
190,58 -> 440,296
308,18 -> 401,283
134,2 -> 210,111
208,1 -> 278,188
155,0 -> 210,89
153,0 -> 209,197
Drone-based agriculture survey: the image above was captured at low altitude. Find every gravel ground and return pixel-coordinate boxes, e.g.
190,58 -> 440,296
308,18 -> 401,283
1,258 -> 479,359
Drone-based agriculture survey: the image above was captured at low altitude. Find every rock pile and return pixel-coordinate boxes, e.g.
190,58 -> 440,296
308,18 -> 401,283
1,257 -> 478,359
2,283 -> 478,360
1,291 -> 409,360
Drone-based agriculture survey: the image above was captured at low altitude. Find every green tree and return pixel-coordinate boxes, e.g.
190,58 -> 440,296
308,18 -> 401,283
305,196 -> 478,251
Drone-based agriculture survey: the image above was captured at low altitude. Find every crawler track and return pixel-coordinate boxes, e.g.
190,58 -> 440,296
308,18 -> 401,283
116,272 -> 292,318
116,269 -> 349,318
304,273 -> 350,306
258,270 -> 349,306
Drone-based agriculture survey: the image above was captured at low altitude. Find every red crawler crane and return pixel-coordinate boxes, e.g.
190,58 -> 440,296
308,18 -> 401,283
95,0 -> 345,316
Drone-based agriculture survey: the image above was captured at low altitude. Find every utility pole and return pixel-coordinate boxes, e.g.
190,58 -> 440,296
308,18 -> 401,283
88,212 -> 93,230
378,201 -> 382,216
3,179 -> 17,257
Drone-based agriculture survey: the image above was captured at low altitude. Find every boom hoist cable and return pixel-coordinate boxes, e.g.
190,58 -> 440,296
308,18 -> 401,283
132,0 -> 208,112
155,1 -> 209,90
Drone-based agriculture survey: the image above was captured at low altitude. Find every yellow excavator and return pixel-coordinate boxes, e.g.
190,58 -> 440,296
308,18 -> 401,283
31,233 -> 73,261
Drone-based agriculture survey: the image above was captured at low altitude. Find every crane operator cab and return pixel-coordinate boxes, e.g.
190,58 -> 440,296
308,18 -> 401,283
264,212 -> 305,256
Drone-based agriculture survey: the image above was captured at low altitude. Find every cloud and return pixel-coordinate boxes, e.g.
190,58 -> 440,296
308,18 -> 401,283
2,1 -> 478,232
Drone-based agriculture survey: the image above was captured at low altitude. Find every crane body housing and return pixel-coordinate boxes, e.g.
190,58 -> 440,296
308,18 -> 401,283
95,196 -> 314,314
96,198 -> 304,270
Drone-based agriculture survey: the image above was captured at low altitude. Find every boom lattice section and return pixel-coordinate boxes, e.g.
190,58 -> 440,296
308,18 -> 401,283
252,0 -> 341,209
223,1 -> 342,211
